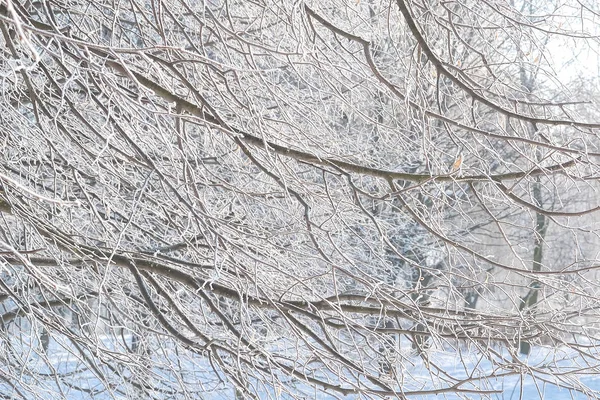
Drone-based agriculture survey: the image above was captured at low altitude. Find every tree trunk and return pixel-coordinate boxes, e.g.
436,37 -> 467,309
518,175 -> 548,355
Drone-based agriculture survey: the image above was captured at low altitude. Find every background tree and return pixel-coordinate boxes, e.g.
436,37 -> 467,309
0,0 -> 600,398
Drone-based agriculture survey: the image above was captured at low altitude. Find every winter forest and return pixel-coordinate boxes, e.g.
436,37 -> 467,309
1,0 -> 600,398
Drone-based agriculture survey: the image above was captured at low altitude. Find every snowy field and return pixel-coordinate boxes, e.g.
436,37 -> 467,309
3,337 -> 599,400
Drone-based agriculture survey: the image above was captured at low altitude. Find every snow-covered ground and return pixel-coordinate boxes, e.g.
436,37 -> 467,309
3,334 -> 600,399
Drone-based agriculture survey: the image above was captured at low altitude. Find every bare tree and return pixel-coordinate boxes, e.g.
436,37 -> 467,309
0,0 -> 600,398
